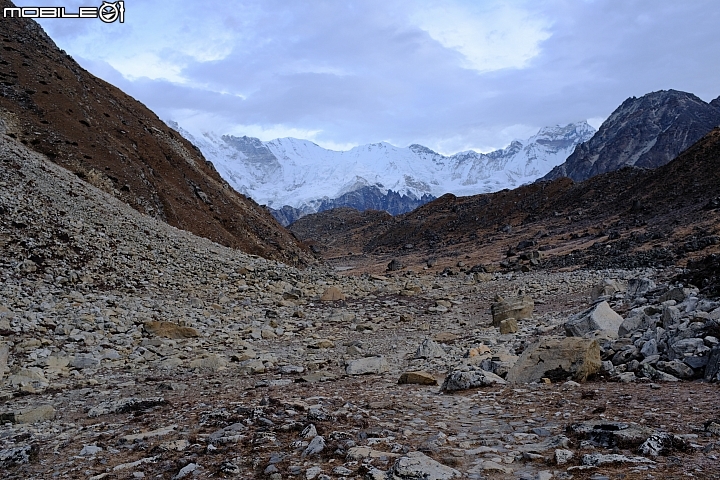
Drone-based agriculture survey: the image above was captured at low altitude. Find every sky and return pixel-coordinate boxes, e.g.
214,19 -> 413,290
14,0 -> 720,154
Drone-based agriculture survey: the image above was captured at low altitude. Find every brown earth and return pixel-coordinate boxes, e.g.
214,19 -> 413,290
291,129 -> 720,275
0,0 -> 311,266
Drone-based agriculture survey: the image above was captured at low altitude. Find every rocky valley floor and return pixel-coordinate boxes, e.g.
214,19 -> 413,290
2,136 -> 720,480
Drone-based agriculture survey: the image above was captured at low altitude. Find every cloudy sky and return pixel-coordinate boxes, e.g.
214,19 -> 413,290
17,0 -> 720,154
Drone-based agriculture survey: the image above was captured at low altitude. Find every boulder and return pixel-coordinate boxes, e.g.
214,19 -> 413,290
564,301 -> 623,338
506,337 -> 601,383
398,371 -> 437,385
656,359 -> 694,379
618,308 -> 658,337
387,451 -> 462,479
627,278 -> 656,299
320,286 -> 345,301
414,339 -> 446,359
591,279 -> 624,301
345,356 -> 389,375
491,295 -> 533,326
144,321 -> 200,339
441,368 -> 506,391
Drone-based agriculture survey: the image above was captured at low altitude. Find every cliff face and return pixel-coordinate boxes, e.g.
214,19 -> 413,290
544,90 -> 720,182
270,187 -> 435,226
0,0 -> 310,265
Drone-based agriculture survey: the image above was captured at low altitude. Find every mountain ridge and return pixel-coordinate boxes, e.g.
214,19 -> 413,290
173,121 -> 595,225
543,89 -> 720,182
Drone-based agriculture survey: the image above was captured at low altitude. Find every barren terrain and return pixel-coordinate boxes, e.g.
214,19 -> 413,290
2,134 -> 720,480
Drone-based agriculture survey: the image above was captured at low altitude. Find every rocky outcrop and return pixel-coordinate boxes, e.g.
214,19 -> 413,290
270,187 -> 435,226
544,90 -> 720,182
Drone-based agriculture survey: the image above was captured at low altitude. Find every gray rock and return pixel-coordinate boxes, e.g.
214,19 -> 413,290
79,445 -> 103,456
640,339 -> 658,357
0,444 -> 39,468
591,279 -> 624,301
704,345 -> 720,381
441,368 -> 506,391
555,449 -> 574,465
305,465 -> 322,479
618,310 -> 655,337
388,451 -> 461,479
414,339 -> 446,359
70,354 -> 100,369
661,305 -> 681,328
506,337 -> 601,383
173,462 -> 199,479
658,287 -> 686,303
582,453 -> 654,466
627,278 -> 657,298
656,359 -> 694,379
302,435 -> 325,457
301,424 -> 317,439
568,420 -> 652,448
345,356 -> 389,375
565,301 -> 623,338
669,337 -> 705,359
639,432 -> 689,457
0,343 -> 8,380
639,363 -> 679,382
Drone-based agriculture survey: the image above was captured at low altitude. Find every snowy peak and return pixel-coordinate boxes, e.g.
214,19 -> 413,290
171,120 -> 595,223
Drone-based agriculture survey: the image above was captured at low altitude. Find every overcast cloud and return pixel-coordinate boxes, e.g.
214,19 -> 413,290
15,0 -> 720,153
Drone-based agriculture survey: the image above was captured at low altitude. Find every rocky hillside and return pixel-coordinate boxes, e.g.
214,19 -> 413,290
543,90 -> 720,182
0,0 -> 310,265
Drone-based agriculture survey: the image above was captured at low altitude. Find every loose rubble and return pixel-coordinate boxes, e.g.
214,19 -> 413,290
1,136 -> 719,478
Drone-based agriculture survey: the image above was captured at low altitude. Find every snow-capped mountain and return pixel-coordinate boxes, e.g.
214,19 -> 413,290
168,121 -> 595,225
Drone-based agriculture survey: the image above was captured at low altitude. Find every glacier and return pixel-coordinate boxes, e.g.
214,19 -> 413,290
168,121 -> 595,223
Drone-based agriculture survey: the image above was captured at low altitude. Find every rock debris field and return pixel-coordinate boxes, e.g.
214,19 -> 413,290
1,135 -> 720,480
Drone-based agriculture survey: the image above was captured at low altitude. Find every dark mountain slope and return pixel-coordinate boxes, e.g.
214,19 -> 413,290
0,0 -> 310,265
297,128 -> 720,272
544,90 -> 720,182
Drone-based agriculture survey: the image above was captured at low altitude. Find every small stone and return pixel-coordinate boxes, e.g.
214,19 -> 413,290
302,436 -> 325,457
555,449 -> 574,465
80,445 -> 103,456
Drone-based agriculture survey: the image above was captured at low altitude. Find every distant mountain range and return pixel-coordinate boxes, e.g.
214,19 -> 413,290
171,122 -> 596,225
543,90 -> 720,182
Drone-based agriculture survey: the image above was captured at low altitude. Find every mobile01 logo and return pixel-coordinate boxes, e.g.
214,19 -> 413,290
4,1 -> 125,23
